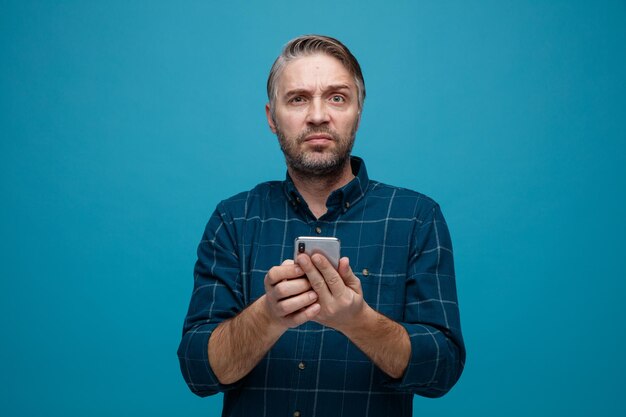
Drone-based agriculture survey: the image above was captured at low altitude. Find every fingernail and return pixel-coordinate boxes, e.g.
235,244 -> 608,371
294,266 -> 303,275
309,292 -> 318,300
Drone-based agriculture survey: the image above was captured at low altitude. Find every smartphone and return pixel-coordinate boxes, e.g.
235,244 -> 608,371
294,236 -> 341,270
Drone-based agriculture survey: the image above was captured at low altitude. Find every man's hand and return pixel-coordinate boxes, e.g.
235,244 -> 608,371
209,259 -> 321,385
296,253 -> 410,379
262,259 -> 321,330
295,254 -> 365,332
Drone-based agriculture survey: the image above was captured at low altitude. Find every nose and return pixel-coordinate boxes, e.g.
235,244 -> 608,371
306,97 -> 330,125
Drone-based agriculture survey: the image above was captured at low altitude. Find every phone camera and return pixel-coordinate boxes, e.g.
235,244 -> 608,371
298,242 -> 305,253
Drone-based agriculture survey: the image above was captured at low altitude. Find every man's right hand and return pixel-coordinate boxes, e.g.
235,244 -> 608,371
262,259 -> 321,330
209,260 -> 321,385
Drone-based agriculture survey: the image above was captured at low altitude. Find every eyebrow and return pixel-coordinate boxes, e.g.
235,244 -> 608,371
283,84 -> 352,99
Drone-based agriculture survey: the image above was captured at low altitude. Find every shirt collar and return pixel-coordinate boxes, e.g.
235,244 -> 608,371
283,156 -> 370,214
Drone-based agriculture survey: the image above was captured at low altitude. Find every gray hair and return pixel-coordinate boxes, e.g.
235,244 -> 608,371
267,35 -> 366,118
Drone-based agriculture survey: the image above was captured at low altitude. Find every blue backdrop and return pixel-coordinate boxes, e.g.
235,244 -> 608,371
2,1 -> 625,416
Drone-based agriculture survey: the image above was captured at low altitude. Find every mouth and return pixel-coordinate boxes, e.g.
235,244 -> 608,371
304,133 -> 333,145
305,133 -> 333,141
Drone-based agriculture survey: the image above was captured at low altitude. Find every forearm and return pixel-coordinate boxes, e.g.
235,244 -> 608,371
341,304 -> 411,379
208,295 -> 286,385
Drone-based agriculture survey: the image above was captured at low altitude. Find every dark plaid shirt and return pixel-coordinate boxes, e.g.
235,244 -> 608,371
178,157 -> 465,417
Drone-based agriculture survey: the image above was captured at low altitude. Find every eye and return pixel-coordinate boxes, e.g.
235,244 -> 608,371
289,96 -> 306,104
330,95 -> 345,103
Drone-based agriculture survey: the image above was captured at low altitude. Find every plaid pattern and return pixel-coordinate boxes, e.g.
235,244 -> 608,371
178,157 -> 465,417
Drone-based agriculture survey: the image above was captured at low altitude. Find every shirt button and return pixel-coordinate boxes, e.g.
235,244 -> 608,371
362,268 -> 369,277
293,411 -> 301,417
315,226 -> 322,234
344,201 -> 350,209
298,362 -> 306,370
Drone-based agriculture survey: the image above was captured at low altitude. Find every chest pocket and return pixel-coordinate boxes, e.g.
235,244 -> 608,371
355,267 -> 406,321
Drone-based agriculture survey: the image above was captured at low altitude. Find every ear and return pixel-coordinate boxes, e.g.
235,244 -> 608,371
265,103 -> 277,134
354,109 -> 362,132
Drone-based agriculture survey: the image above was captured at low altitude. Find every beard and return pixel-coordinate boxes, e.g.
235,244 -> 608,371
276,122 -> 358,178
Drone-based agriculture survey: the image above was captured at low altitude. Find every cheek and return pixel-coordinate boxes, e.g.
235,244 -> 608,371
274,112 -> 304,132
338,114 -> 360,133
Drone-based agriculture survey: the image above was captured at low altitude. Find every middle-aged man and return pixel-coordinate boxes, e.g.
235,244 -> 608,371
178,34 -> 465,417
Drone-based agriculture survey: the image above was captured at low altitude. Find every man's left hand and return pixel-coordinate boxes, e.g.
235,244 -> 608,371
295,253 -> 365,332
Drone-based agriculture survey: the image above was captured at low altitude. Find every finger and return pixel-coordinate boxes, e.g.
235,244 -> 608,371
296,254 -> 332,302
276,290 -> 319,317
281,259 -> 294,265
311,253 -> 346,297
273,278 -> 312,300
265,263 -> 304,286
338,257 -> 362,294
285,303 -> 321,328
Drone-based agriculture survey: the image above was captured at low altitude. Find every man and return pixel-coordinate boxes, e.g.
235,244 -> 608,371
178,35 -> 465,417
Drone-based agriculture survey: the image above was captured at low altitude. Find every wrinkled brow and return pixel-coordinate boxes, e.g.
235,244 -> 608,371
282,83 -> 353,99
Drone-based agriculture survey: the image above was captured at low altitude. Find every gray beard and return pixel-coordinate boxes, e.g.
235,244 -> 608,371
276,125 -> 357,179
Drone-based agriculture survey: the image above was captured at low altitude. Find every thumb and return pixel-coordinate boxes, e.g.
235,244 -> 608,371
339,257 -> 360,287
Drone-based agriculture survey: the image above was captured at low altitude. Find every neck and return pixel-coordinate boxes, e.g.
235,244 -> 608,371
288,160 -> 354,219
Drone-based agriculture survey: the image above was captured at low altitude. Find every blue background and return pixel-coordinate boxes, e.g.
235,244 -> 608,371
2,1 -> 625,416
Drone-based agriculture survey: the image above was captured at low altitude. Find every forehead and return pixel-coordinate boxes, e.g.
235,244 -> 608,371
277,53 -> 355,92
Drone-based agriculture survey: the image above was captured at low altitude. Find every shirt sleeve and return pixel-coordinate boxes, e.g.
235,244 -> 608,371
177,203 -> 245,397
384,203 -> 466,397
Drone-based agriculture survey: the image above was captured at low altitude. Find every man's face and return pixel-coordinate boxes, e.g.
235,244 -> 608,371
266,53 -> 361,177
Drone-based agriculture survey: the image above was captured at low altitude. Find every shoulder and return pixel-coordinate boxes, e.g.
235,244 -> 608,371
366,179 -> 440,219
215,180 -> 285,217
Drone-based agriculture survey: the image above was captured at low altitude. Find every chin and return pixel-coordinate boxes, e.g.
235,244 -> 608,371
302,152 -> 336,165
